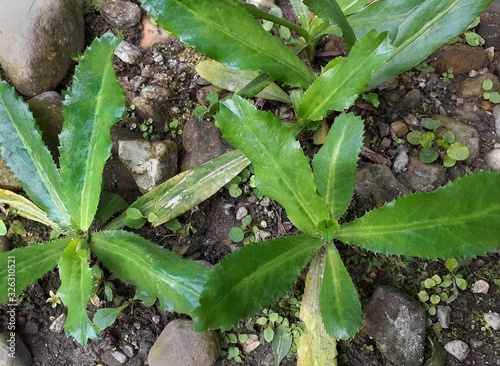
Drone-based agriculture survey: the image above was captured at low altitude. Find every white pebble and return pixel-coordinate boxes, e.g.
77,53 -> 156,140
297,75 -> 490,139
444,340 -> 470,361
114,41 -> 143,65
260,220 -> 268,229
255,230 -> 271,241
485,149 -> 500,171
236,206 -> 248,220
471,279 -> 490,294
484,311 -> 500,330
112,350 -> 128,364
437,305 -> 451,329
49,313 -> 66,333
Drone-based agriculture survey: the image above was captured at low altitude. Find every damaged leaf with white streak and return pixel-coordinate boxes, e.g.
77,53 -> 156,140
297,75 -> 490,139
297,252 -> 338,366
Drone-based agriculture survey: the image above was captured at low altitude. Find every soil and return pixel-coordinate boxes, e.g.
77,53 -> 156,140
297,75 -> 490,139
1,1 -> 500,366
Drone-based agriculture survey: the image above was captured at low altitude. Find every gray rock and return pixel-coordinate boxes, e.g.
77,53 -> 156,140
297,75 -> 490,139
49,313 -> 66,333
392,150 -> 409,174
130,85 -> 174,126
114,41 -> 143,65
402,89 -> 421,109
437,305 -> 451,329
0,156 -> 22,190
181,119 -> 233,171
484,311 -> 500,330
236,206 -> 248,221
27,91 -> 64,163
429,43 -> 488,75
390,121 -> 409,138
0,0 -> 84,96
397,156 -> 448,192
444,340 -> 470,361
484,149 -> 500,171
493,104 -> 500,137
478,11 -> 500,49
110,126 -> 144,155
471,279 -> 490,294
111,350 -> 128,364
355,164 -> 410,211
102,0 -> 141,29
118,139 -> 178,193
121,343 -> 135,358
0,331 -> 33,366
363,286 -> 426,366
432,114 -> 480,164
453,73 -> 500,99
148,319 -> 220,366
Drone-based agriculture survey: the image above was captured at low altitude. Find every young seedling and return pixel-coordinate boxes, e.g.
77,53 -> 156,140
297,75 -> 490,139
406,117 -> 469,167
229,214 -> 258,245
482,79 -> 500,104
441,67 -> 454,82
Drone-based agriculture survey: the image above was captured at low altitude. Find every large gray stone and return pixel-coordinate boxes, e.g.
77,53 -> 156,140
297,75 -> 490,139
181,119 -> 233,171
397,156 -> 448,192
363,286 -> 426,366
453,73 -> 500,99
429,43 -> 488,75
148,319 -> 220,366
102,0 -> 141,30
118,139 -> 178,193
0,0 -> 84,96
354,164 -> 409,211
0,332 -> 32,366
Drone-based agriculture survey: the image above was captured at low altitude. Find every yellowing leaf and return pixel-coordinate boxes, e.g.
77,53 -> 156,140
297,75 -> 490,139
297,252 -> 338,366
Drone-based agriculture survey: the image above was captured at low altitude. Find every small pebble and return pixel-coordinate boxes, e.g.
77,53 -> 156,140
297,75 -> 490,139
380,137 -> 392,148
444,340 -> 470,361
469,338 -> 484,349
260,197 -> 271,207
114,41 -> 143,65
392,150 -> 409,174
139,340 -> 153,355
236,206 -> 248,221
484,311 -> 500,330
134,322 -> 141,330
390,121 -> 409,138
255,230 -> 271,241
122,343 -> 135,358
485,149 -> 500,171
112,350 -> 128,364
471,279 -> 490,294
260,220 -> 268,229
49,313 -> 66,333
151,315 -> 160,324
437,305 -> 451,329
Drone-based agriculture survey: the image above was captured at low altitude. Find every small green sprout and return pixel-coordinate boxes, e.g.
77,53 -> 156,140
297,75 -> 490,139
164,119 -> 183,138
407,117 -> 469,167
229,214 -> 258,244
441,67 -> 454,82
482,79 -> 500,104
195,91 -> 220,119
417,258 -> 468,317
415,61 -> 436,75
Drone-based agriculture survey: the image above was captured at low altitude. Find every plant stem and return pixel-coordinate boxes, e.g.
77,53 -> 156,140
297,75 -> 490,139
241,3 -> 311,43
